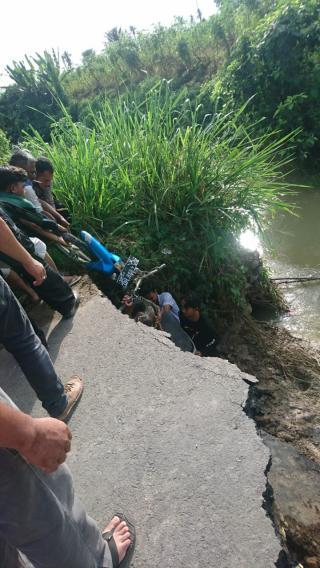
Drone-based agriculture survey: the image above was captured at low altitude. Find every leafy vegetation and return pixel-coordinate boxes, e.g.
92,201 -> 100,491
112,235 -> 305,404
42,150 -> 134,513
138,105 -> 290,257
0,51 -> 71,141
0,129 -> 10,163
25,84 -> 294,307
0,0 -> 319,166
0,0 -> 315,308
212,0 -> 320,166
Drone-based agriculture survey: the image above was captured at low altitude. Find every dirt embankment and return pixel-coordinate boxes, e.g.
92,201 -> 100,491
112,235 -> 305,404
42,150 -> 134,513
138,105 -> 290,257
216,316 -> 320,567
218,317 -> 320,461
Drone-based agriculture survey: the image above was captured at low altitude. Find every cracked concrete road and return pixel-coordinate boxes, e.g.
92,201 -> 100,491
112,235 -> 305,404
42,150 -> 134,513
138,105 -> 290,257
0,295 -> 283,567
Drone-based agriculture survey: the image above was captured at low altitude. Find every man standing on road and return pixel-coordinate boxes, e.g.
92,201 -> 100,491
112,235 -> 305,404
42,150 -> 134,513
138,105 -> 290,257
0,217 -> 83,420
0,396 -> 134,567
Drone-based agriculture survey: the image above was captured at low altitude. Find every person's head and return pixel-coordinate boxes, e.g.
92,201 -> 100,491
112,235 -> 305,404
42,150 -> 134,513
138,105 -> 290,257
135,309 -> 156,327
36,157 -> 54,189
140,280 -> 159,303
9,150 -> 36,180
131,300 -> 156,326
0,166 -> 27,196
181,292 -> 202,322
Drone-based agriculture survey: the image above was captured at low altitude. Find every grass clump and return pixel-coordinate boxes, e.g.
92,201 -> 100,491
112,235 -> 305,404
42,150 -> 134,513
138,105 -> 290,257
0,128 -> 11,164
26,83 -> 295,308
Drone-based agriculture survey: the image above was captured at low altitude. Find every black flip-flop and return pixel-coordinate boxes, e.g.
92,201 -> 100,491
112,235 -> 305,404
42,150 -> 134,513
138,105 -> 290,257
102,512 -> 136,568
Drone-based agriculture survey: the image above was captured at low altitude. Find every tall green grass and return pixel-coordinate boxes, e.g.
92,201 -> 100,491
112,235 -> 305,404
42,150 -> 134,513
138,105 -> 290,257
26,83 -> 295,305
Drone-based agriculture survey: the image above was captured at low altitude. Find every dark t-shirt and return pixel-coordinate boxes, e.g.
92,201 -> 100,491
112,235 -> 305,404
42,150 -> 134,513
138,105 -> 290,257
33,181 -> 55,208
180,313 -> 216,356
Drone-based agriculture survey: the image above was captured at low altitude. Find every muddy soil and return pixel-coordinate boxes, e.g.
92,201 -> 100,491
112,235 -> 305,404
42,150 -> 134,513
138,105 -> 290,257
216,317 -> 320,566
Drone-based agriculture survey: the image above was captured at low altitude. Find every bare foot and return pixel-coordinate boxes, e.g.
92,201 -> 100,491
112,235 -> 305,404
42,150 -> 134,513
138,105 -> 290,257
103,516 -> 132,565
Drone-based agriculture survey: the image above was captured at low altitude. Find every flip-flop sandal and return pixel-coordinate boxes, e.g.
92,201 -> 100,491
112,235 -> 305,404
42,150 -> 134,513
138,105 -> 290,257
102,512 -> 136,568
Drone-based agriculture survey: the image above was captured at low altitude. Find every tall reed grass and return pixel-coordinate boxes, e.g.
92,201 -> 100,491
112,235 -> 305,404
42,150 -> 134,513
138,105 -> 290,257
26,83 -> 295,304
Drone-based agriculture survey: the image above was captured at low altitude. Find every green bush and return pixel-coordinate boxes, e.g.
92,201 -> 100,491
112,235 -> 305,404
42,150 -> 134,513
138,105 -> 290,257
213,0 -> 320,166
0,129 -> 10,164
25,83 -> 295,308
0,51 -> 71,142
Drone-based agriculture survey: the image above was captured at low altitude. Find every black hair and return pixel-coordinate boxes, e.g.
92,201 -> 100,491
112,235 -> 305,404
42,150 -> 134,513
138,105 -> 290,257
132,301 -> 157,327
140,279 -> 158,297
9,149 -> 34,169
131,300 -> 147,318
0,166 -> 27,192
36,157 -> 54,175
182,292 -> 202,310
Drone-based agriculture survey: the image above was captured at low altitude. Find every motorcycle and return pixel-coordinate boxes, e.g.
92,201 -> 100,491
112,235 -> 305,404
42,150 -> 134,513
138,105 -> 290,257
0,192 -> 166,295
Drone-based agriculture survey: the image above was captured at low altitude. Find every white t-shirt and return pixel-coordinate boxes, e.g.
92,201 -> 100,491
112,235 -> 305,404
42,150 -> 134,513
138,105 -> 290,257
30,237 -> 47,259
24,183 -> 43,214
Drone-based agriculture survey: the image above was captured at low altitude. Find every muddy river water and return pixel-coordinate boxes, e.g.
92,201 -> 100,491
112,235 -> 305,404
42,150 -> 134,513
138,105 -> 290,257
266,186 -> 320,343
241,185 -> 320,342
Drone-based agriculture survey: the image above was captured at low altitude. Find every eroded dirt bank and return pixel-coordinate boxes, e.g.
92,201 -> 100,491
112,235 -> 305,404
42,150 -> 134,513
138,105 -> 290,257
216,317 -> 320,567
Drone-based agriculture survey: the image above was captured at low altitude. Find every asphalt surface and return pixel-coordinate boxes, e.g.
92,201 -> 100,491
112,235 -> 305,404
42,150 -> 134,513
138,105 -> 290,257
0,295 -> 283,567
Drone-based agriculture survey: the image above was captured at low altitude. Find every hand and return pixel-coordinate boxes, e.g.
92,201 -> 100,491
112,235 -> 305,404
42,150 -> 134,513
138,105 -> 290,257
58,215 -> 70,229
57,223 -> 68,233
22,257 -> 47,286
51,234 -> 69,246
20,417 -> 72,474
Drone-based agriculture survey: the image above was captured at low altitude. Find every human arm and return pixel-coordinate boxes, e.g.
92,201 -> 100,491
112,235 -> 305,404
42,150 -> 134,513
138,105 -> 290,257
24,185 -> 43,213
5,269 -> 40,302
159,292 -> 176,315
0,402 -> 72,473
198,315 -> 216,356
40,199 -> 70,229
19,219 -> 68,246
0,218 -> 46,285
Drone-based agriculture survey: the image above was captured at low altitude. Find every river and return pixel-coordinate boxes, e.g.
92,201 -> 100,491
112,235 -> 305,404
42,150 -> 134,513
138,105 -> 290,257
241,184 -> 320,343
